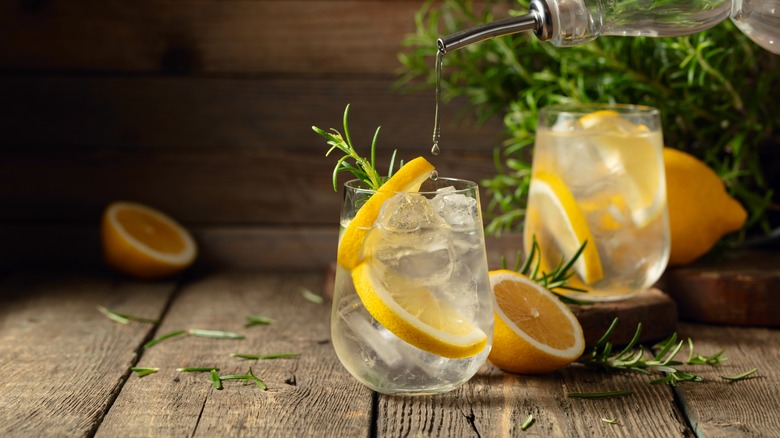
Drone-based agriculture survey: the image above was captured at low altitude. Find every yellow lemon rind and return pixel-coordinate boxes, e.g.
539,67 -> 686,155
351,261 -> 487,359
337,157 -> 435,270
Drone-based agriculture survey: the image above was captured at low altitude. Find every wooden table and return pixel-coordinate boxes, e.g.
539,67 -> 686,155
1,269 -> 778,437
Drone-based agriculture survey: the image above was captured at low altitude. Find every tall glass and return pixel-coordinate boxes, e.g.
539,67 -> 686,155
524,104 -> 670,301
331,177 -> 493,395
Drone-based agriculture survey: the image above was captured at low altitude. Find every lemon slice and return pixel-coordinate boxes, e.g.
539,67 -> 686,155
487,270 -> 585,374
351,261 -> 488,359
524,172 -> 603,284
578,110 -> 665,228
338,157 -> 435,269
101,201 -> 197,280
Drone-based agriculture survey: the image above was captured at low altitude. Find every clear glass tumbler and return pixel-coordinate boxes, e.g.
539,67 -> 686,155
331,177 -> 494,395
524,104 -> 670,301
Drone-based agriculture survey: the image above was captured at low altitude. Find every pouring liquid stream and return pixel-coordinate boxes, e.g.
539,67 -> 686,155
431,50 -> 443,157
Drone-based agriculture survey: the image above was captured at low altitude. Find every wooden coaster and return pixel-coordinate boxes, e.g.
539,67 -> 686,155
570,288 -> 678,347
657,250 -> 780,327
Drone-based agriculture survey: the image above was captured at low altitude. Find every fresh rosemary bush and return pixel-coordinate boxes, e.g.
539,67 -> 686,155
398,0 -> 779,237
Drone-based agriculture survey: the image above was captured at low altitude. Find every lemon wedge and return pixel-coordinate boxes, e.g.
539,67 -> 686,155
338,157 -> 435,269
488,270 -> 585,374
524,172 -> 603,284
351,261 -> 488,359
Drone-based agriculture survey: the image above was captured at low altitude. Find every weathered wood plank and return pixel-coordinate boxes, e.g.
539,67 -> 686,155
0,0 -> 432,75
95,271 -> 373,437
0,272 -> 175,437
377,361 -> 690,436
0,76 -> 504,150
675,323 -> 780,437
0,147 -> 499,224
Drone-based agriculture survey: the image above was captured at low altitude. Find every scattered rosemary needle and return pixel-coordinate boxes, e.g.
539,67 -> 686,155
721,368 -> 758,381
187,329 -> 245,340
231,353 -> 300,360
130,367 -> 159,378
177,367 -> 220,373
210,369 -> 223,390
566,390 -> 634,399
245,315 -> 273,328
520,415 -> 534,431
217,367 -> 268,391
602,418 -> 618,425
302,289 -> 324,304
144,329 -> 187,349
98,306 -> 159,325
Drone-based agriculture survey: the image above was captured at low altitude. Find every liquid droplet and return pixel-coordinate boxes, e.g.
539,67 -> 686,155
431,143 -> 440,155
430,170 -> 439,181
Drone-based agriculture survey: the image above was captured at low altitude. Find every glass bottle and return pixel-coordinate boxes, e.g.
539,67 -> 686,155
438,0 -> 780,54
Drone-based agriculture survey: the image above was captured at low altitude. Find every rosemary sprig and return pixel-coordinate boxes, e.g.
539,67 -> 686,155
244,315 -> 273,328
98,306 -> 159,325
231,353 -> 300,360
130,367 -> 159,378
313,104 -> 400,192
217,367 -> 268,391
578,318 -> 727,386
501,235 -> 589,304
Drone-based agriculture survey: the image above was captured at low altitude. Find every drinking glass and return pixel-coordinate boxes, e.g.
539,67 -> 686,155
524,104 -> 670,301
331,177 -> 494,395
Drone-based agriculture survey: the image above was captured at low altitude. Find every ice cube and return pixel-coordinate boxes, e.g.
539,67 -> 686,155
368,193 -> 454,283
430,187 -> 478,229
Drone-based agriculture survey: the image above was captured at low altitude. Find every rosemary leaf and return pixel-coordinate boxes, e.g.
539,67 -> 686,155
144,329 -> 187,349
244,315 -> 273,328
520,415 -> 534,431
177,367 -> 220,373
130,367 -> 159,378
210,369 -> 223,390
567,390 -> 634,399
602,418 -> 618,424
98,306 -> 159,325
187,329 -> 245,340
302,289 -> 324,304
231,353 -> 300,360
721,368 -> 758,381
249,367 -> 268,391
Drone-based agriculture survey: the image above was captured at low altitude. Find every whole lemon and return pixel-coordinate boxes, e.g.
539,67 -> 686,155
664,148 -> 747,266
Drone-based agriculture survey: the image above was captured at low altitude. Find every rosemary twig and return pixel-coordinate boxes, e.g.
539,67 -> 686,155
578,318 -> 729,386
98,306 -> 159,325
313,104 -> 401,191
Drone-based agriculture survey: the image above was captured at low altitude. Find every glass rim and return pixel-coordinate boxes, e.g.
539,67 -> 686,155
541,103 -> 659,117
343,177 -> 479,195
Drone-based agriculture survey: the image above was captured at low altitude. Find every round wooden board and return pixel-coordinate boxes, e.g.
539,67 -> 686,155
657,250 -> 780,327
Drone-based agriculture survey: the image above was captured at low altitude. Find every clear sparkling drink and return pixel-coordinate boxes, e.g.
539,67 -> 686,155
524,104 -> 670,301
331,177 -> 493,395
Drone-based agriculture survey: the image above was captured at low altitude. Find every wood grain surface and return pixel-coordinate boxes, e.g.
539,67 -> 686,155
2,270 -> 777,436
0,272 -> 176,437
